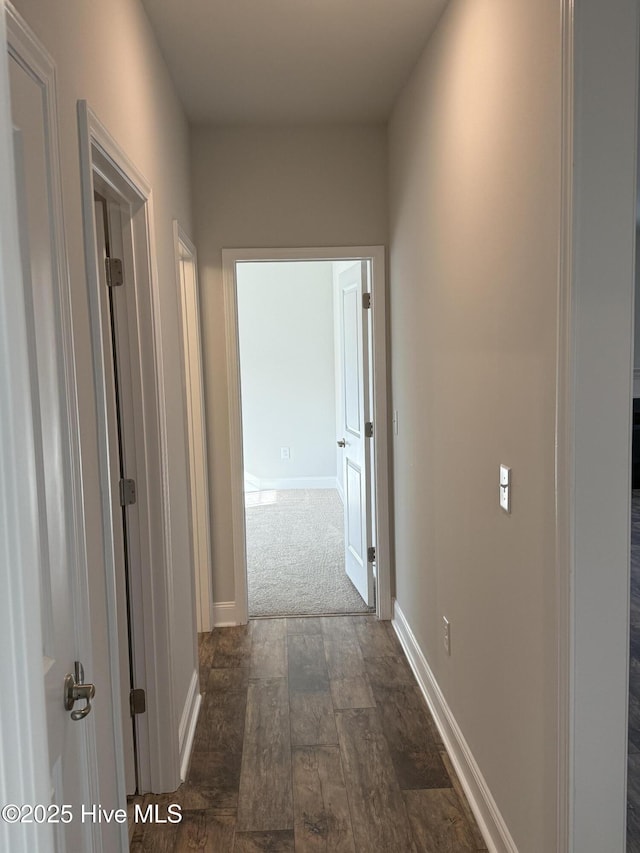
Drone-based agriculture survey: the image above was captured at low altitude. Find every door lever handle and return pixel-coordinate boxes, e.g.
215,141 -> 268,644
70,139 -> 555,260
64,661 -> 96,721
337,438 -> 346,447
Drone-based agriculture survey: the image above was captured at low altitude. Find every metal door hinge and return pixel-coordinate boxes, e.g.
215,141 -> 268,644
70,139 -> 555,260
365,421 -> 374,438
105,257 -> 123,287
362,292 -> 371,309
119,478 -> 136,507
367,546 -> 376,563
130,688 -> 146,716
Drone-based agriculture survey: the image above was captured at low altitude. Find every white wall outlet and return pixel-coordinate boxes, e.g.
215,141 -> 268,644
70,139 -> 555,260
280,447 -> 290,460
499,464 -> 511,513
392,410 -> 399,436
443,616 -> 451,655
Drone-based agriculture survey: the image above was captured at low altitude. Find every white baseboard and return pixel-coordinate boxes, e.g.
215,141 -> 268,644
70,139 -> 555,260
392,600 -> 518,853
178,669 -> 201,782
244,474 -> 339,491
212,600 -> 240,627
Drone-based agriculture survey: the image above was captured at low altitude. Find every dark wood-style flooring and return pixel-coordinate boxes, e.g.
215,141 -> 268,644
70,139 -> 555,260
130,615 -> 486,851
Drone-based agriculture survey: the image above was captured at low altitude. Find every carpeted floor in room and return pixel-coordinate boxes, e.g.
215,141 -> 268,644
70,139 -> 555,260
245,488 -> 373,617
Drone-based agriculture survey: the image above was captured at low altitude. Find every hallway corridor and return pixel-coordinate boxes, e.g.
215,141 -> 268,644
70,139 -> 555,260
130,615 -> 485,851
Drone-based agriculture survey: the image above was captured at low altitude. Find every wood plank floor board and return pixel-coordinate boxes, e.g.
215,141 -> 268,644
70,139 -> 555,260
174,811 -> 236,852
439,752 -> 488,851
193,671 -> 249,754
286,617 -> 323,635
211,625 -> 252,669
353,617 -> 398,659
292,746 -> 356,852
335,707 -> 417,852
251,619 -> 288,679
289,691 -> 338,747
237,677 -> 293,832
130,825 -> 179,853
233,830 -> 295,852
184,749 -> 243,812
364,652 -> 416,689
403,788 -> 478,852
198,632 -> 218,691
322,617 -> 375,709
288,634 -> 330,693
129,793 -> 183,851
372,682 -> 450,789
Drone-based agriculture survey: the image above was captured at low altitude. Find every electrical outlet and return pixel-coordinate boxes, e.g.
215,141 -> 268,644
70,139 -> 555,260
443,616 -> 451,655
280,447 -> 290,460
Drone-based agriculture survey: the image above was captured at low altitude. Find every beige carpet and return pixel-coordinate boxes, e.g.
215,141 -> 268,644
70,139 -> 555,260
245,488 -> 372,617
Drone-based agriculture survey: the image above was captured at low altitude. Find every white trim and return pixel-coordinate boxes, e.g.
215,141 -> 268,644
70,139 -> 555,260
555,3 -> 574,850
244,471 -> 261,492
244,475 -> 339,491
0,3 -> 56,849
392,601 -> 516,853
558,3 -> 639,851
222,246 -> 392,623
173,220 -> 213,634
212,601 -> 240,627
178,670 -> 201,782
78,102 -> 180,793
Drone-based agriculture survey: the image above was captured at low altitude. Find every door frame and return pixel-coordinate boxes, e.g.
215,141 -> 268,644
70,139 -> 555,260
173,220 -> 213,632
78,101 -> 181,793
222,245 -> 391,624
557,1 -> 639,850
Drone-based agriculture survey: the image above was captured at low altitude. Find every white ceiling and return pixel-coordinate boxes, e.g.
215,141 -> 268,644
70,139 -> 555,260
140,0 -> 448,124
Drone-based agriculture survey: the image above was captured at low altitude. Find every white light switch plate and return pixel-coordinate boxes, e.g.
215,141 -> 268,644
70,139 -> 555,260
499,464 -> 511,513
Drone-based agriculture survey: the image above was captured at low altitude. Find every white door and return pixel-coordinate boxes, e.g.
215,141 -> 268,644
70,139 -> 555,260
338,261 -> 374,606
9,32 -> 94,853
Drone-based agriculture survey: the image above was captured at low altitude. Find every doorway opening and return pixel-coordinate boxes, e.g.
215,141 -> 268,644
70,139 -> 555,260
237,259 -> 374,617
223,247 -> 392,624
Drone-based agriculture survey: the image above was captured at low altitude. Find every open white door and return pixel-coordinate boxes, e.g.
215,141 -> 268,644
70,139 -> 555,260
7,12 -> 104,852
338,261 -> 374,606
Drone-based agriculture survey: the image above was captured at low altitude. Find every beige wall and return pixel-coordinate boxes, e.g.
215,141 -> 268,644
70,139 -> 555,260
12,0 -> 197,773
388,1 -> 561,850
191,125 -> 388,602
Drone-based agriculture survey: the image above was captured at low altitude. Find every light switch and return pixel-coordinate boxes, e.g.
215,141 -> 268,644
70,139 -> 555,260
392,410 -> 399,436
499,464 -> 511,513
280,447 -> 290,460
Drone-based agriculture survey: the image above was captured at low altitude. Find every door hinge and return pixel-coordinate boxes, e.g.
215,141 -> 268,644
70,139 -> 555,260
362,292 -> 371,309
365,421 -> 374,438
105,257 -> 123,288
367,546 -> 376,563
119,478 -> 136,507
130,688 -> 146,716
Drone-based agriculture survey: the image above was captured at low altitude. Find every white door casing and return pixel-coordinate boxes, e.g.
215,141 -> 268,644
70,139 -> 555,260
222,246 -> 391,625
338,261 -> 374,606
5,7 -> 116,851
78,101 -> 181,794
174,222 -> 213,633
